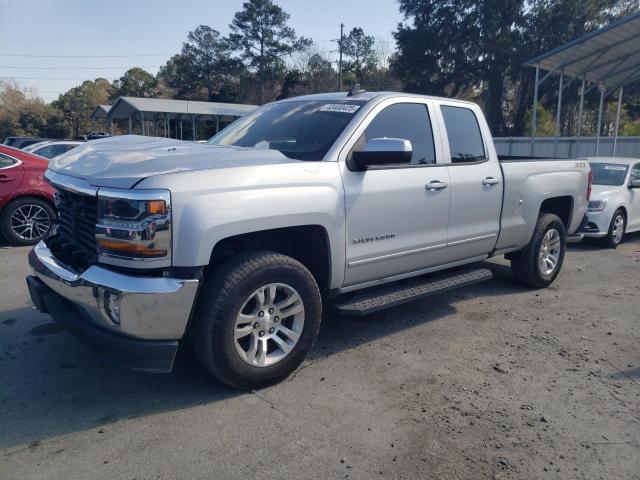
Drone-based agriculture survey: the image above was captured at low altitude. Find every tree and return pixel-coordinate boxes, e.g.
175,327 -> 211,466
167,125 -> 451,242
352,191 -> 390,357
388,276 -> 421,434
0,80 -> 66,140
51,78 -> 111,137
158,26 -> 242,101
392,0 -> 634,136
392,0 -> 524,135
111,67 -> 158,99
228,0 -> 310,104
340,27 -> 377,82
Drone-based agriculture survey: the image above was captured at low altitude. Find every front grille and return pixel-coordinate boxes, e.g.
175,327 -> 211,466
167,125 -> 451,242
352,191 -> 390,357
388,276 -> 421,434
48,187 -> 98,271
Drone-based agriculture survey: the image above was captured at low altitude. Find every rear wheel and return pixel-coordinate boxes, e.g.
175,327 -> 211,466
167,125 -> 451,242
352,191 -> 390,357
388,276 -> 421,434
600,210 -> 625,248
190,251 -> 322,390
510,213 -> 566,288
0,197 -> 55,246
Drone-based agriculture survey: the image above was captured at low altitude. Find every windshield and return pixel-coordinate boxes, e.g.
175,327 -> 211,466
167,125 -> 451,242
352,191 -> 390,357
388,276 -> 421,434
208,100 -> 366,161
591,162 -> 629,186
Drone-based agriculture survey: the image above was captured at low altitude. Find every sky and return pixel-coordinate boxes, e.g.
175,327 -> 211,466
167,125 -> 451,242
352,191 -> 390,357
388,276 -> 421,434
0,0 -> 404,102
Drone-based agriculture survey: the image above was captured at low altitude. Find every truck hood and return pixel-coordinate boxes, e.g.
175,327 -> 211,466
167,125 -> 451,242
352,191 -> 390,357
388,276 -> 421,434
49,135 -> 297,189
590,184 -> 623,199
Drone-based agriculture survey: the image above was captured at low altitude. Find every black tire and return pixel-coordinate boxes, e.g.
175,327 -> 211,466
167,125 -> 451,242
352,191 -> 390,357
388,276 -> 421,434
510,213 -> 566,288
0,196 -> 55,246
190,251 -> 322,390
600,209 -> 625,249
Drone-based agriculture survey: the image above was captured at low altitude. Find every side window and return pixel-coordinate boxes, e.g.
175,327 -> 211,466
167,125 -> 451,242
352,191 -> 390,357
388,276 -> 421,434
630,164 -> 640,183
356,103 -> 436,165
440,105 -> 486,163
0,153 -> 17,168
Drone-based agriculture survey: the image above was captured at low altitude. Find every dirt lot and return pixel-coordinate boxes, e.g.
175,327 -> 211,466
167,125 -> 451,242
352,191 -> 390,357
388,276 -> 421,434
1,236 -> 639,480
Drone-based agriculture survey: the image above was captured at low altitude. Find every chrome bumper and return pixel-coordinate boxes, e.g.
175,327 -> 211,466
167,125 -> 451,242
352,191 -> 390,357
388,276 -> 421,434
28,241 -> 199,340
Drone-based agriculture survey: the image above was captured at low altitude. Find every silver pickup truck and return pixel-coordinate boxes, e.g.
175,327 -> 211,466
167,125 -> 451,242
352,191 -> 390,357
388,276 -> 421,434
26,91 -> 591,389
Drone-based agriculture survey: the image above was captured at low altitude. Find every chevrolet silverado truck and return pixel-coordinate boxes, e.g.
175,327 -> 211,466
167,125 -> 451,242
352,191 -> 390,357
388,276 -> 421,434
26,91 -> 591,389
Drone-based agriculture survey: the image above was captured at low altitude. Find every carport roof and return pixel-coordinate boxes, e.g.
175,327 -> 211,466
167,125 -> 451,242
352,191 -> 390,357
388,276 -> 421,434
89,104 -> 111,119
524,11 -> 640,89
106,96 -> 258,120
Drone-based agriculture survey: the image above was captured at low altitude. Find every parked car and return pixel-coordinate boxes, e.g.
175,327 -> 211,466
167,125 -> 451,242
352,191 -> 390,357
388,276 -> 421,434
3,137 -> 54,150
26,91 -> 591,389
23,140 -> 83,159
0,145 -> 56,245
581,158 -> 640,247
85,131 -> 110,140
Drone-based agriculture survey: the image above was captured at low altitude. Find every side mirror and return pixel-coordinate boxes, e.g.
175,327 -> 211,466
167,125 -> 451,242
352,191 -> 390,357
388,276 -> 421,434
629,179 -> 640,189
350,138 -> 412,171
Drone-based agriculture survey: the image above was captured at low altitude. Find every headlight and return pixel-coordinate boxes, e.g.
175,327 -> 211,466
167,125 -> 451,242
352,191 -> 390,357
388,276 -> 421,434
588,200 -> 607,212
96,189 -> 171,262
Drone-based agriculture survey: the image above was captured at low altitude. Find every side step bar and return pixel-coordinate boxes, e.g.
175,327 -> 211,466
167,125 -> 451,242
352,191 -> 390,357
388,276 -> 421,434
334,268 -> 493,316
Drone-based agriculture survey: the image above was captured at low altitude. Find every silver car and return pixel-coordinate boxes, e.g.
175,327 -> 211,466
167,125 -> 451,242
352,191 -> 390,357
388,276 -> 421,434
582,158 -> 640,247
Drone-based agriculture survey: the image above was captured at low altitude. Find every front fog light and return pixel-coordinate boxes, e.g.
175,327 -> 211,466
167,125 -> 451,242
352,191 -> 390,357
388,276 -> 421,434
103,290 -> 122,326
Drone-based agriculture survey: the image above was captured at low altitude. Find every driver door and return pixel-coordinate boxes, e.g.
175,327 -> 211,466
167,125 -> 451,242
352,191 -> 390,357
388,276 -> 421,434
340,99 -> 451,287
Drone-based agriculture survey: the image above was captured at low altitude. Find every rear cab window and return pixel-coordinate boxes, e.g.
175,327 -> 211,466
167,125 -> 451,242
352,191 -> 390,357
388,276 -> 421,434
440,105 -> 486,163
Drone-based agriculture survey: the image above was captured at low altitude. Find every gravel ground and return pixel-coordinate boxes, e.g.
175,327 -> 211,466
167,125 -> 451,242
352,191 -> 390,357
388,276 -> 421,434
1,236 -> 639,480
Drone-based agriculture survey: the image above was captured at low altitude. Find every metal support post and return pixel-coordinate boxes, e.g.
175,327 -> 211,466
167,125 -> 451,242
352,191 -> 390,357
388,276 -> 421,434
576,77 -> 586,155
595,83 -> 605,157
531,64 -> 540,156
554,70 -> 564,157
613,86 -> 623,156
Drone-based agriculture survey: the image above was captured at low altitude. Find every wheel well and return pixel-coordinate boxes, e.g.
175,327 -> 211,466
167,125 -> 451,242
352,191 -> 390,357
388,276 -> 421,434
540,196 -> 572,229
614,206 -> 627,219
209,225 -> 331,293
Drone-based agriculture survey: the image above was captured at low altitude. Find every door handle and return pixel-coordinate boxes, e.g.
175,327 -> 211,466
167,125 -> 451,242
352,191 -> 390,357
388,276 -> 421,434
425,180 -> 448,191
0,175 -> 14,183
482,177 -> 501,186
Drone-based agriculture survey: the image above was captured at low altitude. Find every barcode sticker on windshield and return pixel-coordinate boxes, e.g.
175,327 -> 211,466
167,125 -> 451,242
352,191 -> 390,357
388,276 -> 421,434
319,104 -> 361,114
604,165 -> 627,170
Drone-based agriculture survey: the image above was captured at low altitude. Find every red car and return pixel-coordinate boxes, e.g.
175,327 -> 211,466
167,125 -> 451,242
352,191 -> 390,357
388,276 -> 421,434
0,145 -> 56,245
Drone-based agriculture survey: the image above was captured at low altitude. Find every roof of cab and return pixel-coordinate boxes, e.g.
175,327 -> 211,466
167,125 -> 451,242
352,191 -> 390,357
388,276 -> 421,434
275,91 -> 479,107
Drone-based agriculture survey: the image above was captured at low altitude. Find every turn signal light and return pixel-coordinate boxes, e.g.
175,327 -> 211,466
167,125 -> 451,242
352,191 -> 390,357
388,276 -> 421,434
98,239 -> 167,257
147,200 -> 167,215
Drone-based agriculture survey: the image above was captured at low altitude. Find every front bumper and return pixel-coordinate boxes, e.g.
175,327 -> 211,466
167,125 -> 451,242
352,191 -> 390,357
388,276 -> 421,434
580,212 -> 610,238
27,241 -> 199,372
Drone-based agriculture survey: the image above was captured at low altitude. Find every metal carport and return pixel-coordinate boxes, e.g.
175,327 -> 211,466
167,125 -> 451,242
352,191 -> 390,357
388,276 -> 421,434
524,11 -> 640,156
102,97 -> 257,140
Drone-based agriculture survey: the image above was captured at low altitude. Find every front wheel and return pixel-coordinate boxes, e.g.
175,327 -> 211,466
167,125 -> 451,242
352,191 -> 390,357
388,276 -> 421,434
510,213 -> 566,288
190,251 -> 322,390
600,209 -> 625,248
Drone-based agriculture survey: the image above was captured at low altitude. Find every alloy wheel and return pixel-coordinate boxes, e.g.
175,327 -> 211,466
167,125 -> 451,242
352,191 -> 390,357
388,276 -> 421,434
612,214 -> 625,244
538,228 -> 561,276
233,283 -> 305,367
9,204 -> 51,241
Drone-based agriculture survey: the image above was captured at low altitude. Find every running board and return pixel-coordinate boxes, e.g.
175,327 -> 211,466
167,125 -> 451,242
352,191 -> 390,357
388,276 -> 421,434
334,268 -> 493,316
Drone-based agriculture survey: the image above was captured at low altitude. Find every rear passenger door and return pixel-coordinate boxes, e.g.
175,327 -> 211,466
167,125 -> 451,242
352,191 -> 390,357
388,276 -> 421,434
436,102 -> 503,261
340,99 -> 451,287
